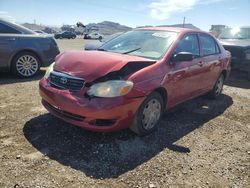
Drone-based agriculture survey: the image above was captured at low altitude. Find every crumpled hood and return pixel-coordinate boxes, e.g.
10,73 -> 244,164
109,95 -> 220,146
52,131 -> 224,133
54,51 -> 153,82
219,39 -> 250,48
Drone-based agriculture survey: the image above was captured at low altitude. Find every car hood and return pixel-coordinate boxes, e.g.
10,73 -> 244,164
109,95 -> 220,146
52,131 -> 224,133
54,51 -> 154,82
219,39 -> 250,48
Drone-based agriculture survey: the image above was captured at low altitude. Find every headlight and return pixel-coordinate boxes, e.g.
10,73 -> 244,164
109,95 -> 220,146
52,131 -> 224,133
44,62 -> 55,79
87,80 -> 133,98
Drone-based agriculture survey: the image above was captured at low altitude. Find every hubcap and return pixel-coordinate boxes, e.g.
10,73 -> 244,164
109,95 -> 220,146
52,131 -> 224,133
215,76 -> 224,95
16,55 -> 38,77
142,98 -> 161,130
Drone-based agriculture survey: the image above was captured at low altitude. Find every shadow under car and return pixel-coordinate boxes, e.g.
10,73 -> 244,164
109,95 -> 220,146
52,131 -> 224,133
23,94 -> 233,179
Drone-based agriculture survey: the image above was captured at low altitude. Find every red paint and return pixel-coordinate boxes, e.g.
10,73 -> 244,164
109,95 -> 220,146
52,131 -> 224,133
39,27 -> 231,132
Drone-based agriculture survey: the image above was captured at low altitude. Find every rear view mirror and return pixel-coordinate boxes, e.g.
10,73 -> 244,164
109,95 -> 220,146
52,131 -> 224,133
171,52 -> 193,62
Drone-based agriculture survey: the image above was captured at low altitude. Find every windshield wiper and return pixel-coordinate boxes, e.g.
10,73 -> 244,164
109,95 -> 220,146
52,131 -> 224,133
123,47 -> 141,54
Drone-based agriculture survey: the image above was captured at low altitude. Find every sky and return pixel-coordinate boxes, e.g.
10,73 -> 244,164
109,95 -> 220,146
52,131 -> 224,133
0,0 -> 249,31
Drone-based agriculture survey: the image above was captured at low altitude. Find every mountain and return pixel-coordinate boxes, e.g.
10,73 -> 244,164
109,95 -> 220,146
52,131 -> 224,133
22,23 -> 60,33
22,21 -> 132,35
85,21 -> 132,35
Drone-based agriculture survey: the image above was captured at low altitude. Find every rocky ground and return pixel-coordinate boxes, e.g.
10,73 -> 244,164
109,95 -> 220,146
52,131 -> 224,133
0,39 -> 249,188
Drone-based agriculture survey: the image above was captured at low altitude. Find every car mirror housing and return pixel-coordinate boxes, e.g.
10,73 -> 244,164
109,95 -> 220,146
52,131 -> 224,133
171,52 -> 193,63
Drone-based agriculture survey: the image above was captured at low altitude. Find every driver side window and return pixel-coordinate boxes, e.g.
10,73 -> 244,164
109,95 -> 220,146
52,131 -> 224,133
175,34 -> 200,58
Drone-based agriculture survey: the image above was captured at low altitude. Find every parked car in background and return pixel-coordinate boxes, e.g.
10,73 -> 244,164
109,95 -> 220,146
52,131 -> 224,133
40,27 -> 231,135
218,27 -> 250,79
84,32 -> 103,40
85,32 -> 123,50
0,19 -> 60,78
54,31 -> 76,39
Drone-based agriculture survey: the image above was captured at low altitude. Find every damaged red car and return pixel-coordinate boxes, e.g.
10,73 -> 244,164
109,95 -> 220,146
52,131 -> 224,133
39,27 -> 231,135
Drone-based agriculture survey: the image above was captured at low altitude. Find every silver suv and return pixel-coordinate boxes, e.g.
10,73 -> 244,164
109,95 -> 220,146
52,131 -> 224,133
0,19 -> 60,78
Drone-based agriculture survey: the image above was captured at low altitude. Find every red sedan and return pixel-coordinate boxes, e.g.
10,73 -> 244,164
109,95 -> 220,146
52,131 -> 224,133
39,27 -> 231,135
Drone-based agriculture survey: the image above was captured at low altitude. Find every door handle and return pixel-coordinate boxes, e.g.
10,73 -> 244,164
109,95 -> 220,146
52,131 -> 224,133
198,61 -> 204,67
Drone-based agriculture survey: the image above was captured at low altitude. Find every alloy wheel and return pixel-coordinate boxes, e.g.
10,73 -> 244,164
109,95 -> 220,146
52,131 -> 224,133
16,55 -> 39,77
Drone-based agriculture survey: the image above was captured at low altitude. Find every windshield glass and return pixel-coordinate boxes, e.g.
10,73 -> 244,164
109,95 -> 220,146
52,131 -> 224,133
220,28 -> 250,39
100,30 -> 178,60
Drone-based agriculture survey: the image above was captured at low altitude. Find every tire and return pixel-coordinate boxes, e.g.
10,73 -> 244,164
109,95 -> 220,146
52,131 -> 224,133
11,52 -> 40,78
208,74 -> 225,99
99,36 -> 103,40
130,92 -> 164,136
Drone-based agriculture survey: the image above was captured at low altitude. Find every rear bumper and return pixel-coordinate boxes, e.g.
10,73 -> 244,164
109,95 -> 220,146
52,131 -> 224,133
39,78 -> 145,132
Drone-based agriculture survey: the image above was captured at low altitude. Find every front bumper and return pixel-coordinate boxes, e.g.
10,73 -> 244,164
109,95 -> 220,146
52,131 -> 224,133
39,78 -> 145,132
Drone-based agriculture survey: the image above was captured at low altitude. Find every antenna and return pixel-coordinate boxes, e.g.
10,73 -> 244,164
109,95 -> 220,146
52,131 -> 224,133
183,17 -> 186,28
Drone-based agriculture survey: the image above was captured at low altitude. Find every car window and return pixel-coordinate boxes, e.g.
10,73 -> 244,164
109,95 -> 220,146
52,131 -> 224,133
0,23 -> 21,34
174,34 -> 200,57
200,34 -> 218,56
101,30 -> 178,60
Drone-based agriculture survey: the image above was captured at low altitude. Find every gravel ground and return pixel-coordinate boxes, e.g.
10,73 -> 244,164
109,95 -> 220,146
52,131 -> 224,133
0,39 -> 249,188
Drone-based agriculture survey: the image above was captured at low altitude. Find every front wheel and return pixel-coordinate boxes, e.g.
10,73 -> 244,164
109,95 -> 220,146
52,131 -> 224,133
130,92 -> 164,136
208,74 -> 225,99
11,52 -> 40,78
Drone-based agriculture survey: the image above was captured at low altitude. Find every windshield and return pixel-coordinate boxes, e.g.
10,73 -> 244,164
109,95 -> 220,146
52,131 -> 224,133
220,28 -> 250,39
100,30 -> 178,60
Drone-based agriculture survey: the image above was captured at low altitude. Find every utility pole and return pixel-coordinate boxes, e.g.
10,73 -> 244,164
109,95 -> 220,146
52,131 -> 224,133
183,17 -> 186,28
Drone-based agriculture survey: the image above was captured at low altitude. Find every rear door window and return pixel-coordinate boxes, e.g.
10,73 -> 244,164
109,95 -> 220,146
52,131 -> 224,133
175,34 -> 200,58
0,23 -> 21,34
200,34 -> 219,56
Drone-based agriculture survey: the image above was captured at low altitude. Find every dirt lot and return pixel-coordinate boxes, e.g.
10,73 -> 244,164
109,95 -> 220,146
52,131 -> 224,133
0,39 -> 250,188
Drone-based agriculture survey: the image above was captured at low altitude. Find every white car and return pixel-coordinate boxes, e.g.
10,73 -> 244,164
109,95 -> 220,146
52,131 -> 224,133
85,32 -> 103,40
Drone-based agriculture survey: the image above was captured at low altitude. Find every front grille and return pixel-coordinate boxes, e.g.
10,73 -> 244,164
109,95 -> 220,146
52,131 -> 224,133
49,71 -> 85,91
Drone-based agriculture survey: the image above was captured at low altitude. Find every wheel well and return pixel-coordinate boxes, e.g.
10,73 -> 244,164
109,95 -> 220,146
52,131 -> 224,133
154,87 -> 168,110
10,50 -> 42,68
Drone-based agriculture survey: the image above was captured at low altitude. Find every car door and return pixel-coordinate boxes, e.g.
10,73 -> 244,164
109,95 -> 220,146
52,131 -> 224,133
166,33 -> 205,106
0,23 -> 19,70
199,34 -> 222,89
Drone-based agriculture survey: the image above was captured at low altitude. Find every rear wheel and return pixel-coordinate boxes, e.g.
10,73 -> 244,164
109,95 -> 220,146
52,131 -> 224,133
11,52 -> 40,78
208,74 -> 224,99
130,92 -> 164,136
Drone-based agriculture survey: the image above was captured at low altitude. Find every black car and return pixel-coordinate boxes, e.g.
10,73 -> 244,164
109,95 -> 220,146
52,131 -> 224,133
218,27 -> 250,79
54,31 -> 76,39
0,19 -> 60,78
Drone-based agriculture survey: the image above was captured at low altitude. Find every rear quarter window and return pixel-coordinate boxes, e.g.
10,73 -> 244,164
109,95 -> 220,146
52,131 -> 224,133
200,34 -> 219,56
0,23 -> 21,34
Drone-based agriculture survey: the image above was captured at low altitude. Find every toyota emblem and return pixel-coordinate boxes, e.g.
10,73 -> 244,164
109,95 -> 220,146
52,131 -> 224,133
60,77 -> 68,84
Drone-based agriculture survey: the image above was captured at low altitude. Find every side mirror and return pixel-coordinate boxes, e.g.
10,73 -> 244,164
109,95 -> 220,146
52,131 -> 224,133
171,52 -> 193,63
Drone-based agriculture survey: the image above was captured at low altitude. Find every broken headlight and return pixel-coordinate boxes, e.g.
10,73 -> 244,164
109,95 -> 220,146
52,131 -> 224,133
44,62 -> 55,79
87,80 -> 133,98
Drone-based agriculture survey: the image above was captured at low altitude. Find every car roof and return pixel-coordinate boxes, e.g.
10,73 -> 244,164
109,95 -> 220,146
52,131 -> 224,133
0,18 -> 35,34
137,26 -> 204,34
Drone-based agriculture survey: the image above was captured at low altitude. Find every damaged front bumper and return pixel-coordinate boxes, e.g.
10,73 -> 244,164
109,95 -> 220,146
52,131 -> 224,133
39,78 -> 146,132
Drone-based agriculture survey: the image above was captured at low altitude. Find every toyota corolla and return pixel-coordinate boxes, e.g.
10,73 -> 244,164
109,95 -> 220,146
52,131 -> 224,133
39,27 -> 231,135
